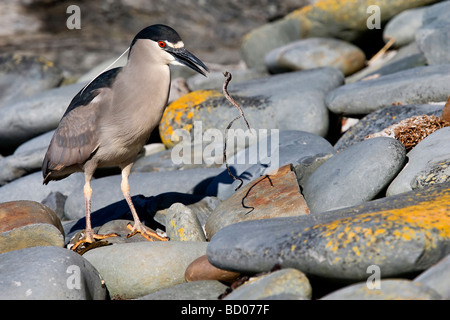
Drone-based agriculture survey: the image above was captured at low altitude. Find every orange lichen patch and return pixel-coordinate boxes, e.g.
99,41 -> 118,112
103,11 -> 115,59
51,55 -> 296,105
352,246 -> 361,256
39,56 -> 54,70
159,90 -> 222,147
294,0 -> 347,15
312,186 -> 450,260
288,0 -> 439,33
289,0 -> 371,26
177,227 -> 185,239
172,90 -> 222,110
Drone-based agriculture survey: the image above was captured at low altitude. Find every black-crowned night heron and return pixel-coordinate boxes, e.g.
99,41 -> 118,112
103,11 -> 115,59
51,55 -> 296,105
42,24 -> 209,250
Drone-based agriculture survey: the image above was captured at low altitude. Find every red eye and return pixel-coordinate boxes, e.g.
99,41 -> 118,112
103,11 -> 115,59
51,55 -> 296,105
158,41 -> 166,48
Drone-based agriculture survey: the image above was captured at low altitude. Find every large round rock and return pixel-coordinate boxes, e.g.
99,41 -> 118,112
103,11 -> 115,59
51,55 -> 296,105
326,65 -> 450,116
0,246 -> 107,299
207,182 -> 450,281
303,137 -> 406,213
321,279 -> 441,300
265,38 -> 365,75
83,241 -> 208,299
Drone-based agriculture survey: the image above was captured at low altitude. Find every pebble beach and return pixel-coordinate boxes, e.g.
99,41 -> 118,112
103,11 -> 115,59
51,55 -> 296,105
0,0 -> 449,301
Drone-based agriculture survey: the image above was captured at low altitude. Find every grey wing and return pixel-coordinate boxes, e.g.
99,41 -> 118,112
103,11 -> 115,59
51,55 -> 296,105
42,68 -> 120,183
63,67 -> 121,117
42,103 -> 101,183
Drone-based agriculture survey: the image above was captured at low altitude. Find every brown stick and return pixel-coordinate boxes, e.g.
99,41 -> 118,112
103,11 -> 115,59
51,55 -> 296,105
368,36 -> 395,64
222,71 -> 252,191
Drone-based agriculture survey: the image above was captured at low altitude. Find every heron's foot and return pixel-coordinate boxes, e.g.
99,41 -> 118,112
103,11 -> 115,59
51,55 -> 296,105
70,229 -> 118,252
126,222 -> 168,241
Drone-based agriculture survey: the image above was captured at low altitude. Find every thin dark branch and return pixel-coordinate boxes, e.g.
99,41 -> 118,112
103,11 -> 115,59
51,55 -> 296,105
223,72 -> 251,130
222,71 -> 252,191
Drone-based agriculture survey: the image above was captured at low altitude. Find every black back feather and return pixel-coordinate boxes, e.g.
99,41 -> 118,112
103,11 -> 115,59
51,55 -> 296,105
63,67 -> 122,118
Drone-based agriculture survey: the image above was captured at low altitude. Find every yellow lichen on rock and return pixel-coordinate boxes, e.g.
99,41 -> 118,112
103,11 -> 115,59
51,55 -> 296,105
311,186 -> 450,266
159,90 -> 222,147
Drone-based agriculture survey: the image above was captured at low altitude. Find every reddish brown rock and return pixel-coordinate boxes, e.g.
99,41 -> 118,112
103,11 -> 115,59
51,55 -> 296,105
0,200 -> 65,253
185,254 -> 240,283
205,164 -> 309,239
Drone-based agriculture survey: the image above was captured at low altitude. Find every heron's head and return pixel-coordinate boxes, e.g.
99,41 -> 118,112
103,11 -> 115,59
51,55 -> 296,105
129,24 -> 209,77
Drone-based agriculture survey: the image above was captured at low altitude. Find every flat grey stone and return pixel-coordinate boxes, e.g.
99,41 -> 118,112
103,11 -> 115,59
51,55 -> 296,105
64,168 -> 222,220
416,17 -> 450,65
303,137 -> 406,213
415,2 -> 450,66
326,64 -> 450,116
259,293 -> 308,300
41,191 -> 67,221
13,130 -> 54,155
234,68 -> 343,137
0,130 -> 53,186
83,241 -> 208,299
224,268 -> 311,300
241,18 -> 302,70
345,42 -> 426,83
416,1 -> 450,65
421,0 -> 450,26
138,280 -> 227,300
321,279 -> 442,300
0,147 -> 46,185
360,43 -> 427,81
414,254 -> 450,299
0,246 -> 107,299
383,7 -> 426,47
265,38 -> 365,76
132,145 -> 221,173
0,53 -> 63,108
0,171 -> 85,204
0,82 -> 86,152
387,127 -> 450,196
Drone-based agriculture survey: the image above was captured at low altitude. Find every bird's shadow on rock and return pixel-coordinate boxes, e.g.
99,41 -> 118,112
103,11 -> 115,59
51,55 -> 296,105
67,192 -> 208,242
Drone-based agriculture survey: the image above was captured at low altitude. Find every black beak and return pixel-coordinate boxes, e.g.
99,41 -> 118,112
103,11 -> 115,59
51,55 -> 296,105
169,47 -> 209,77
